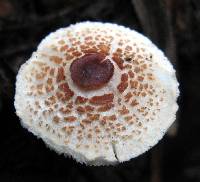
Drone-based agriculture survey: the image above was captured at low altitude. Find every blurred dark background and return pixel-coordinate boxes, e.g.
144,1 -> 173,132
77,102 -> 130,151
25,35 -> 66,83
0,0 -> 200,182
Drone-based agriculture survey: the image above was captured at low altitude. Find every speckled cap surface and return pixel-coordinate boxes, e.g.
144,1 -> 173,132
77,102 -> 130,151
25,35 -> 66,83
14,22 -> 179,165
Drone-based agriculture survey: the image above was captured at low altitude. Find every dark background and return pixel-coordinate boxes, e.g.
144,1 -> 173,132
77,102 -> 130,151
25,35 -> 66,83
0,0 -> 200,182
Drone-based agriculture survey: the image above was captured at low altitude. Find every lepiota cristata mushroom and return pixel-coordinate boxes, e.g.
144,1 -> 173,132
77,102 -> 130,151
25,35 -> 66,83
14,22 -> 179,165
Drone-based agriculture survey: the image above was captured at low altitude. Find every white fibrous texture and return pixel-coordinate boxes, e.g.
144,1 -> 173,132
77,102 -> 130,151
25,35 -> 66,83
14,22 -> 179,165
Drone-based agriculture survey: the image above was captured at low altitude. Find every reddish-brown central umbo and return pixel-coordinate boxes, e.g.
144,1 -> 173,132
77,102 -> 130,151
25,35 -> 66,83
70,53 -> 114,90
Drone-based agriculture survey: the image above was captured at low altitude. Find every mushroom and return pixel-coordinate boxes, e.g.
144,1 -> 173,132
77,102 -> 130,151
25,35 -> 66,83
14,22 -> 179,165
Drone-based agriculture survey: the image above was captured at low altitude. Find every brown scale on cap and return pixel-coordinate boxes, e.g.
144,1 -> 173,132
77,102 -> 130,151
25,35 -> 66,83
58,82 -> 74,101
70,53 -> 114,90
97,103 -> 114,112
89,93 -> 114,105
75,96 -> 88,104
117,73 -> 129,93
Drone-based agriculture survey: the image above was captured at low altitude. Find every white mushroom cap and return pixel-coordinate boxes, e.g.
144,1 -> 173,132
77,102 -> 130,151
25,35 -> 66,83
14,22 -> 179,165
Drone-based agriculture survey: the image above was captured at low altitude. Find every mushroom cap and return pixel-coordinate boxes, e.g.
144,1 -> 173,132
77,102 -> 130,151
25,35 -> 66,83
14,22 -> 179,165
